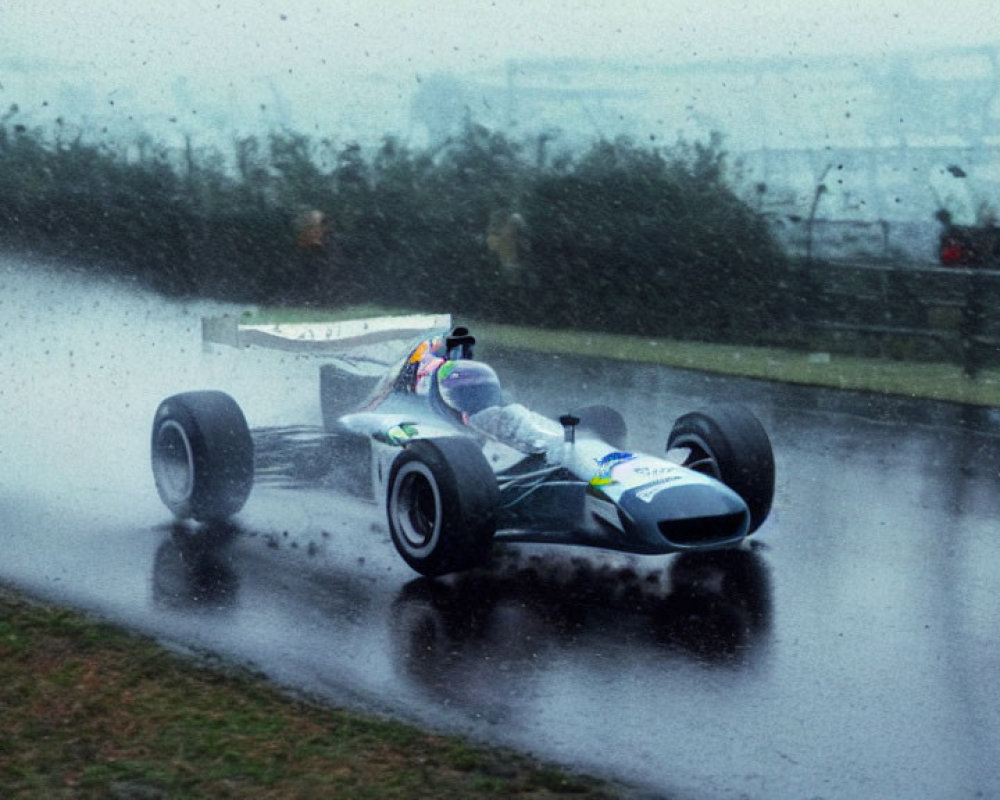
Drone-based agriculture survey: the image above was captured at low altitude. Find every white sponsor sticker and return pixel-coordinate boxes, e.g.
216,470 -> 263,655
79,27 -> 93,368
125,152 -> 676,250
616,458 -> 686,484
635,476 -> 682,503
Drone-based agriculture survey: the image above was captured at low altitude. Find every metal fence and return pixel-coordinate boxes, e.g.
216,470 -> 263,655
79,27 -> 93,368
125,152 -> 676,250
793,260 -> 1000,377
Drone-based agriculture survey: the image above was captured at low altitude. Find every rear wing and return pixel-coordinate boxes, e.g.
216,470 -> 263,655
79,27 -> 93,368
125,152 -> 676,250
202,313 -> 451,375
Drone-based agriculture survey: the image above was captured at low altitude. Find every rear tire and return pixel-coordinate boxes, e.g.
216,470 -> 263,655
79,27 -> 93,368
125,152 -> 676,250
387,437 -> 499,577
667,404 -> 774,533
151,391 -> 254,522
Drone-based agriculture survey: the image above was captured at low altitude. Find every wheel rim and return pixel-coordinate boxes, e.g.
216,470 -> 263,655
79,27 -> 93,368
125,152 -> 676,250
391,462 -> 442,556
153,420 -> 195,504
676,437 -> 721,479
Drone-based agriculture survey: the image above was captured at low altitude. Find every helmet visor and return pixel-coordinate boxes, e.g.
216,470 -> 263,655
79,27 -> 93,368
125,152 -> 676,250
438,362 -> 502,415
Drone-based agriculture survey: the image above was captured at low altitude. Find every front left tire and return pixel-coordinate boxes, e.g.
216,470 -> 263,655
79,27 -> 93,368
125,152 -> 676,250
387,437 -> 499,577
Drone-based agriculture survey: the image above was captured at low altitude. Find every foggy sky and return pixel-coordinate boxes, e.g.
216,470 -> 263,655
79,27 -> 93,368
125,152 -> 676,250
4,2 -> 997,147
4,1 -> 998,85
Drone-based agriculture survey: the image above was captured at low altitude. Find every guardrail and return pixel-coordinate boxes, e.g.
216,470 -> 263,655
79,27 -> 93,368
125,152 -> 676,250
793,260 -> 1000,376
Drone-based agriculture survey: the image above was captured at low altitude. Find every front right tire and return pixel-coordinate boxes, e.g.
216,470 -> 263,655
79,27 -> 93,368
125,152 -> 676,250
667,404 -> 775,533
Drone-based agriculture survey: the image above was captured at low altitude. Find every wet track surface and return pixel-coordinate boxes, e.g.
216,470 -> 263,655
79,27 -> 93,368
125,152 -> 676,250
2,257 -> 999,799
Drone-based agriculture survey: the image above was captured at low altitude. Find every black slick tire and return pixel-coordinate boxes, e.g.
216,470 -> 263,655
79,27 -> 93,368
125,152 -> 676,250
151,391 -> 254,522
386,437 -> 499,577
667,404 -> 775,533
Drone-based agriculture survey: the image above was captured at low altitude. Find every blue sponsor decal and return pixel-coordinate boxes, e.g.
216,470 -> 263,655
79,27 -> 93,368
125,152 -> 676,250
591,451 -> 636,486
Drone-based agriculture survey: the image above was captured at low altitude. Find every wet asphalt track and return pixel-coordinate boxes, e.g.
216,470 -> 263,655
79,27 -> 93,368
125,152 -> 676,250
1,256 -> 998,799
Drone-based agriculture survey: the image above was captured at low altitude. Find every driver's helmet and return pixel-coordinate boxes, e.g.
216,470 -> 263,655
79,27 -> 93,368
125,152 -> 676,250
435,360 -> 502,420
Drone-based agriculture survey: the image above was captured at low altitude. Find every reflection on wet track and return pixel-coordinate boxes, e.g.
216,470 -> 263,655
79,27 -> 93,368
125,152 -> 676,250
152,516 -> 773,670
152,523 -> 242,612
392,547 -> 772,725
395,547 -> 771,672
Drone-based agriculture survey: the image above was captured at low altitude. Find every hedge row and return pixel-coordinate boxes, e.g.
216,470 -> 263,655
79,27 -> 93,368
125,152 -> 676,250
0,113 -> 794,345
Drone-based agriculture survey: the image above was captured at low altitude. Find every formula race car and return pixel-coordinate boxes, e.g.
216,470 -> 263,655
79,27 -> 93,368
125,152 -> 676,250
151,321 -> 776,577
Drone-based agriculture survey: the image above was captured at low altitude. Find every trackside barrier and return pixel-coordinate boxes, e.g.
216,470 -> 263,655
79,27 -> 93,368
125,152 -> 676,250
794,260 -> 1000,377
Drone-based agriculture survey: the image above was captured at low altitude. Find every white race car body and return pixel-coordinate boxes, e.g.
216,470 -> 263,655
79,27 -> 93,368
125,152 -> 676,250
335,383 -> 750,556
156,314 -> 773,576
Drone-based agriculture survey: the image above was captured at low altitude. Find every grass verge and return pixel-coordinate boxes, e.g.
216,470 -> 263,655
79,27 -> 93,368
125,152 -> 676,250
0,586 -> 615,799
476,322 -> 1000,408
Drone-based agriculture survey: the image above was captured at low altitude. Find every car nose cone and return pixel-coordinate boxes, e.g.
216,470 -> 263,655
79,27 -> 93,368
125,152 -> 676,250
619,480 -> 750,551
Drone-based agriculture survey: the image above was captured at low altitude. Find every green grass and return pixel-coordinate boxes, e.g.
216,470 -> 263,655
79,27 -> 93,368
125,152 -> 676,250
476,322 -> 1000,408
0,587 -> 615,799
237,305 -> 1000,408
